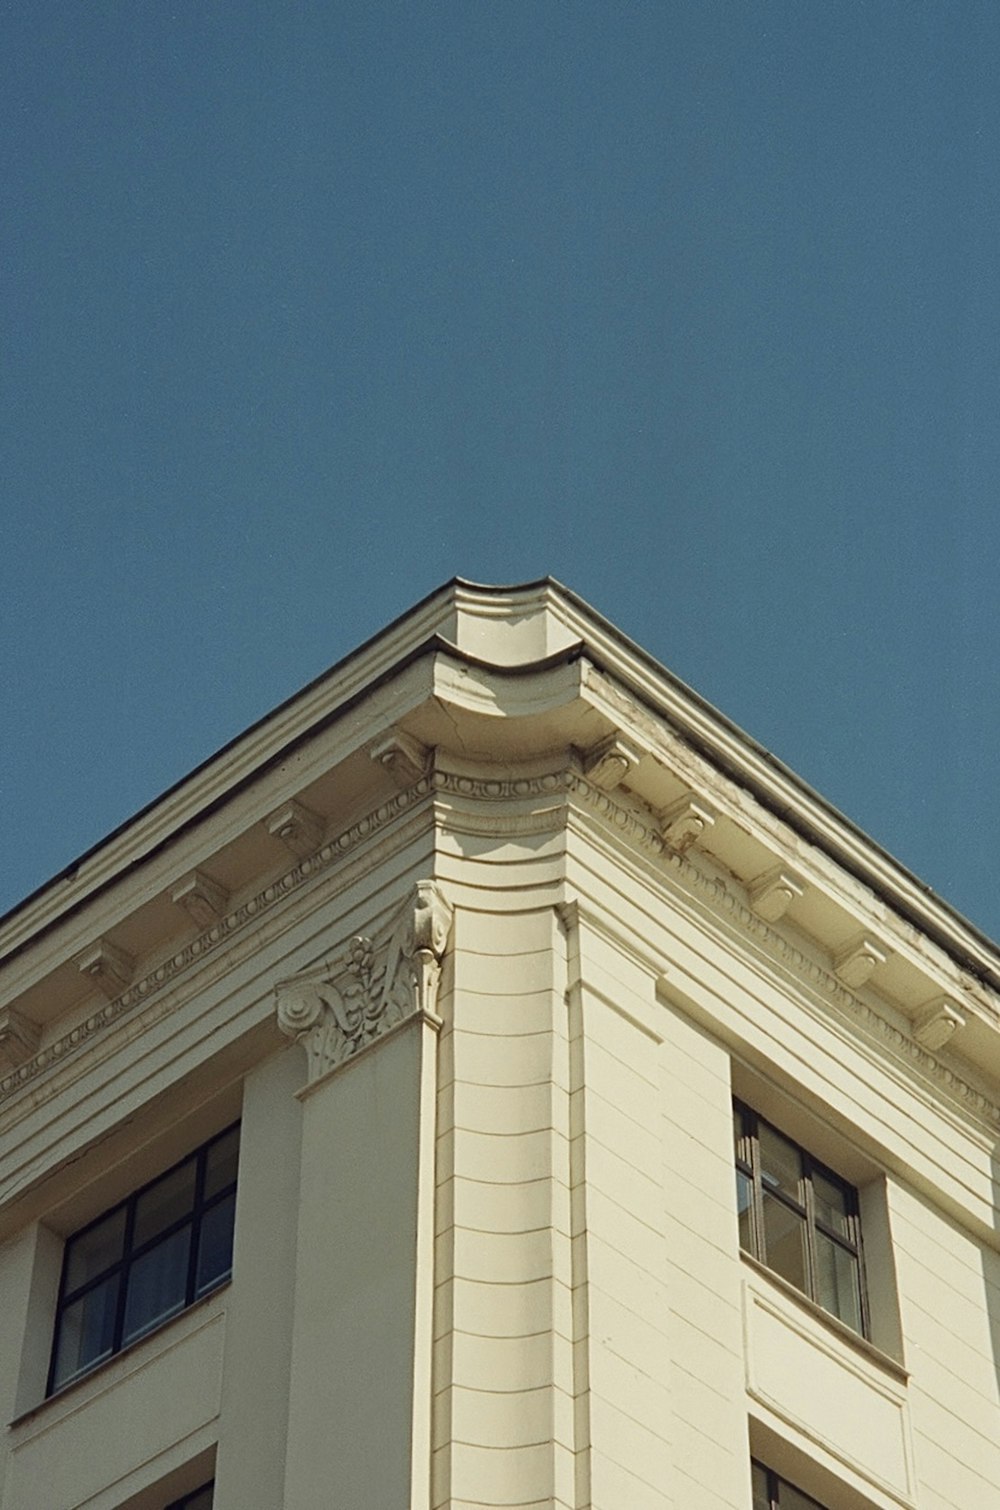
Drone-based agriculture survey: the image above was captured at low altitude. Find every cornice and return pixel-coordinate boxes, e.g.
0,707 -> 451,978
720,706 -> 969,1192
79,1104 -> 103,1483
4,757 -> 997,1140
565,771 -> 1000,1133
0,778 -> 433,1105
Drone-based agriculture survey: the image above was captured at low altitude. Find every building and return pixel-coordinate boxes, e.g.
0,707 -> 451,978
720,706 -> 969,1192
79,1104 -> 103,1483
1,577 -> 999,1510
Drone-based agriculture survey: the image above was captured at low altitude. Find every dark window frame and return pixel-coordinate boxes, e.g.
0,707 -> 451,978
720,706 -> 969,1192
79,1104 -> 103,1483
752,1459 -> 828,1509
734,1099 -> 868,1337
47,1123 -> 239,1397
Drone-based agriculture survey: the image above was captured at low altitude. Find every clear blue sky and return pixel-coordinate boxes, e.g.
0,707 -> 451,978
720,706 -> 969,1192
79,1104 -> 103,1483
3,3 -> 999,940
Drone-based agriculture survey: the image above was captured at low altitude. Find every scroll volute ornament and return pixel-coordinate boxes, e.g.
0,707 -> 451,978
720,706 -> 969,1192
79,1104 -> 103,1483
275,881 -> 452,1084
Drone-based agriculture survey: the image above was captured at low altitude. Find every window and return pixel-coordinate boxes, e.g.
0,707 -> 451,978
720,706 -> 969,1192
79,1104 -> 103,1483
752,1461 -> 828,1509
734,1099 -> 866,1335
166,1487 -> 214,1510
48,1124 -> 239,1395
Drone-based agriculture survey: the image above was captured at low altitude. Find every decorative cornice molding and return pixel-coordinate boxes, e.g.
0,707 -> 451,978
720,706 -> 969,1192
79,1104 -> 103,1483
567,770 -> 1000,1130
275,880 -> 452,1084
0,778 -> 433,1104
4,757 -> 997,1136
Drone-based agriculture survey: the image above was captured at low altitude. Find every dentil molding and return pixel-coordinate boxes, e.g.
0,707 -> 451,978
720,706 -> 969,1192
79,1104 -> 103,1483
275,880 -> 452,1085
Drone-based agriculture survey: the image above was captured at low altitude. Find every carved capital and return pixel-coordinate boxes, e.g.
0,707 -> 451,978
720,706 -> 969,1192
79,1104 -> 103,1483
0,1008 -> 41,1070
76,939 -> 134,999
370,729 -> 430,788
266,799 -> 324,859
749,867 -> 805,923
834,935 -> 888,989
170,870 -> 229,929
582,734 -> 643,792
659,794 -> 717,854
275,880 -> 452,1085
914,999 -> 965,1052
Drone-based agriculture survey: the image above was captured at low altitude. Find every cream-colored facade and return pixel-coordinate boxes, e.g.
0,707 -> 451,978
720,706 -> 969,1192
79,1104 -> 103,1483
2,579 -> 999,1510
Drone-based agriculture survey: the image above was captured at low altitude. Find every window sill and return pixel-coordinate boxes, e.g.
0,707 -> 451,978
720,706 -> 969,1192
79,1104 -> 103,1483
10,1281 -> 230,1431
740,1250 -> 908,1383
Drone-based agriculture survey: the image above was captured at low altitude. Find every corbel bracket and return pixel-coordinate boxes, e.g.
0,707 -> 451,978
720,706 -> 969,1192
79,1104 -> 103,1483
266,798 -> 325,859
370,729 -> 430,788
0,1007 -> 41,1071
749,867 -> 805,923
834,935 -> 889,990
913,999 -> 965,1052
659,794 -> 717,854
171,870 -> 229,930
582,733 -> 644,792
76,939 -> 134,1000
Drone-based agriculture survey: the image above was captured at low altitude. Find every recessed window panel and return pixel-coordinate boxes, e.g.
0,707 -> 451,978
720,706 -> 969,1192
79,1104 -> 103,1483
734,1100 -> 867,1336
815,1229 -> 863,1334
133,1160 -> 197,1248
64,1207 -> 126,1292
48,1123 -> 240,1395
196,1192 -> 236,1296
122,1226 -> 191,1345
759,1123 -> 802,1203
762,1193 -> 808,1292
204,1126 -> 239,1199
50,1277 -> 119,1391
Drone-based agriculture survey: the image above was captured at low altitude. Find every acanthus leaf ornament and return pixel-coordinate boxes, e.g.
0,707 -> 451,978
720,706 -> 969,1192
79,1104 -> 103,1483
275,880 -> 452,1084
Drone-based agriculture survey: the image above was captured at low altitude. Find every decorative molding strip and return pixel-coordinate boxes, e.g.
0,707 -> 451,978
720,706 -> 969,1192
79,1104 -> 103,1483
275,880 -> 452,1084
0,1007 -> 41,1071
0,777 -> 433,1104
431,769 -> 570,802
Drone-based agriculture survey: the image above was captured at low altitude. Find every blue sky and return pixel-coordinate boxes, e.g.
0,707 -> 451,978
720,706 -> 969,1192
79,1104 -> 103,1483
3,3 -> 999,940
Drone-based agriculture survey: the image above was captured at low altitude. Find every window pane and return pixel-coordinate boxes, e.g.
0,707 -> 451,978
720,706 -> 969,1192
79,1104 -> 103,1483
133,1160 -> 197,1248
204,1126 -> 240,1199
759,1123 -> 803,1204
196,1191 -> 236,1295
813,1170 -> 851,1239
51,1276 -> 119,1389
815,1229 -> 862,1332
737,1170 -> 754,1253
762,1193 -> 807,1291
65,1207 -> 126,1293
751,1461 -> 772,1509
122,1226 -> 191,1345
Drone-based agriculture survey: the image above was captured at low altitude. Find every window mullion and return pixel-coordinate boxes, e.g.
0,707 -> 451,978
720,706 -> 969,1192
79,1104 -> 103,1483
801,1156 -> 819,1306
112,1195 -> 138,1354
